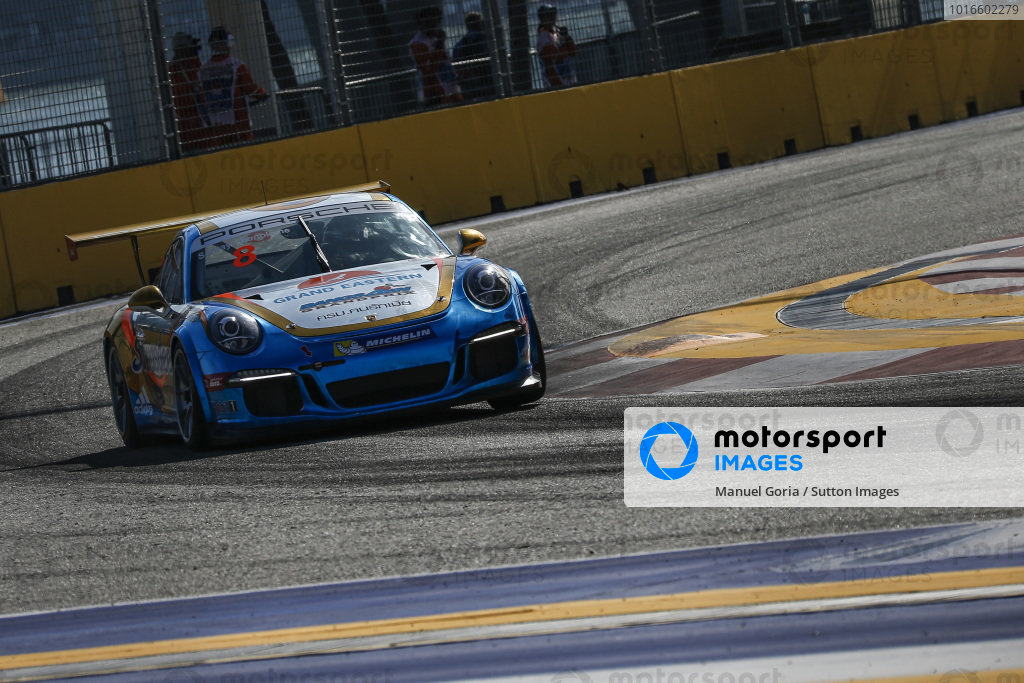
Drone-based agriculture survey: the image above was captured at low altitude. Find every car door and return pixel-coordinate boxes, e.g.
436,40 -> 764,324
131,238 -> 187,418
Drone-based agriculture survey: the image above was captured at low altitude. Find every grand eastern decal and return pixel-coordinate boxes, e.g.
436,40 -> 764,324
216,258 -> 446,332
296,271 -> 424,291
299,285 -> 414,313
298,270 -> 381,290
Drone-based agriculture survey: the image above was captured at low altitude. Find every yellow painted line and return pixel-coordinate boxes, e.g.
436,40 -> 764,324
1,566 -> 1022,672
839,669 -> 1024,683
611,263 -> 1024,359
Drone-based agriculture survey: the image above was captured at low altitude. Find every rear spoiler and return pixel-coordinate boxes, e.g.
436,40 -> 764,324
64,180 -> 391,283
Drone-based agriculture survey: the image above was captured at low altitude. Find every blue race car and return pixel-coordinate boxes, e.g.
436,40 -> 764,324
67,182 -> 545,448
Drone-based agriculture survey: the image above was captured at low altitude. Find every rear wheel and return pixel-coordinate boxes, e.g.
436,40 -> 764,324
173,348 -> 208,450
488,319 -> 546,411
106,345 -> 143,448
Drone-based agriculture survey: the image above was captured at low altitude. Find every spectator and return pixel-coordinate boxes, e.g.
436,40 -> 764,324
409,6 -> 462,107
168,32 -> 206,152
453,11 -> 495,101
535,3 -> 577,88
198,26 -> 269,147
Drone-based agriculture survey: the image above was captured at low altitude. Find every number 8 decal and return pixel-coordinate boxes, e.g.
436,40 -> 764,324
233,245 -> 256,267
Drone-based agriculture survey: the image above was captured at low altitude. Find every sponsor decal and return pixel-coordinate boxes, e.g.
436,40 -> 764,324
203,372 -> 232,392
212,400 -> 238,414
248,230 -> 271,243
137,339 -> 172,378
299,285 -> 414,313
297,271 -> 425,292
273,287 -> 334,304
334,326 -> 435,356
133,394 -> 154,417
334,340 -> 366,356
196,202 -> 399,248
316,300 -> 412,322
299,270 -> 380,290
130,355 -> 143,374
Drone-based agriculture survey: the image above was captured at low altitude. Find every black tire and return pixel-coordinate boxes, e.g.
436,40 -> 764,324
488,319 -> 546,411
173,348 -> 208,450
106,345 -> 144,448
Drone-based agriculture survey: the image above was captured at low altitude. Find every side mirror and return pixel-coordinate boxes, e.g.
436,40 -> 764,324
128,285 -> 168,311
458,229 -> 487,256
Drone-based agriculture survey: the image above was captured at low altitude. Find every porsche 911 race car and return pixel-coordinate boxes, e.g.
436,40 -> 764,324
66,181 -> 545,449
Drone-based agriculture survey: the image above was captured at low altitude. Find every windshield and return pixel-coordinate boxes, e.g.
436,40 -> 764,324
190,201 -> 450,299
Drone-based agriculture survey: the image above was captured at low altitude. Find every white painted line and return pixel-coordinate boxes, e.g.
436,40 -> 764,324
550,357 -> 676,395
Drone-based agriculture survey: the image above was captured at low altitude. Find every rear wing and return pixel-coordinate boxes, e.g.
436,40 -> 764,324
64,180 -> 392,283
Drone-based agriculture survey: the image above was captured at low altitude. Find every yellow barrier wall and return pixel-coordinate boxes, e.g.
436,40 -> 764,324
0,162 -> 195,312
810,27 -> 946,145
671,49 -> 823,174
517,74 -> 687,203
929,21 -> 1024,120
0,212 -> 15,319
185,126 -> 369,213
359,99 -> 537,224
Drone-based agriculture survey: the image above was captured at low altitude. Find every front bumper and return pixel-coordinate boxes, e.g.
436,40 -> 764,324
195,299 -> 536,429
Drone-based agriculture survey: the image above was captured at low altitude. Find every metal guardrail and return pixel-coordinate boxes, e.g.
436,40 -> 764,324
274,85 -> 338,137
0,120 -> 114,188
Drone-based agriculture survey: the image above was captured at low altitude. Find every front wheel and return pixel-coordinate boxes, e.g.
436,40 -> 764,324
488,320 -> 546,411
173,348 -> 208,450
106,345 -> 143,448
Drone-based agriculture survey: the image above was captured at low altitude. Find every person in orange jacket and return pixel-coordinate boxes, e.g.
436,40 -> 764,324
409,7 -> 462,107
168,32 -> 206,152
198,26 -> 269,147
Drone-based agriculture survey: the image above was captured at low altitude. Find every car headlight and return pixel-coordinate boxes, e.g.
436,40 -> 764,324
463,263 -> 512,308
207,309 -> 263,354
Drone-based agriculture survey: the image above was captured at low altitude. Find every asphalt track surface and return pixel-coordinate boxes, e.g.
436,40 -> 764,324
2,109 -> 1024,616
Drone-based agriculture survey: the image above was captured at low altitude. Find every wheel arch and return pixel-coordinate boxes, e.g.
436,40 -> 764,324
170,329 -> 216,427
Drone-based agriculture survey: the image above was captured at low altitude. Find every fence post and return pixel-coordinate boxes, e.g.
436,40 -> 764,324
507,0 -> 533,94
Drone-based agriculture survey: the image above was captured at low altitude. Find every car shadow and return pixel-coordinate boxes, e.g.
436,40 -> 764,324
21,402 -> 544,470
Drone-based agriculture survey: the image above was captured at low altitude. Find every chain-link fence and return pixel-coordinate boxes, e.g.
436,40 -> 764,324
0,0 -> 937,189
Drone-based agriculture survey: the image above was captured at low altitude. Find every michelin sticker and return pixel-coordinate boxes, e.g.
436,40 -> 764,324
334,340 -> 366,356
334,327 -> 434,356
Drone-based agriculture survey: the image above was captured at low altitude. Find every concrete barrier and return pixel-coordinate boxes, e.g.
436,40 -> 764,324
0,215 -> 15,319
183,127 -> 369,213
0,162 -> 195,312
671,49 -> 823,173
517,74 -> 688,203
809,27 -> 945,146
359,99 -> 537,224
928,21 -> 1024,120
